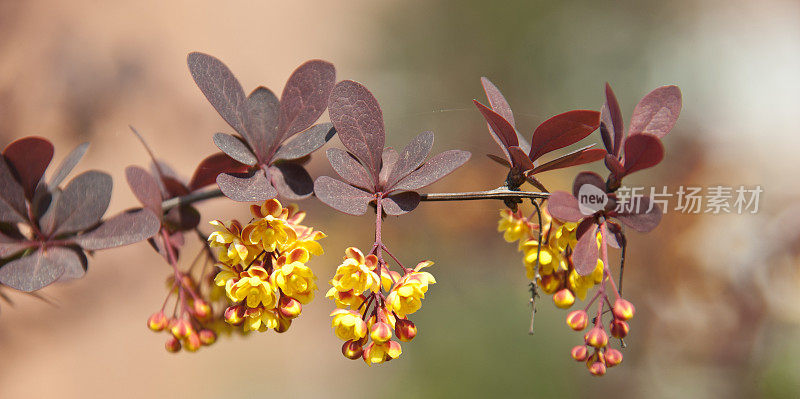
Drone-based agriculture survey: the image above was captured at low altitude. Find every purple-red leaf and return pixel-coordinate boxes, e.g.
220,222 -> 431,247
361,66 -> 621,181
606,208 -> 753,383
573,223 -> 599,276
313,176 -> 373,216
49,142 -> 89,188
530,146 -> 605,174
125,166 -> 163,216
75,208 -> 160,250
243,86 -> 281,160
279,60 -> 336,139
546,191 -> 584,222
0,247 -> 80,292
164,205 -> 200,232
486,154 -> 511,168
53,171 -> 112,236
604,154 -> 625,178
327,148 -> 374,191
601,83 -> 624,156
629,85 -> 682,139
0,231 -> 26,258
378,148 -> 399,187
213,133 -> 258,166
381,191 -> 421,215
391,150 -> 470,192
507,146 -> 535,171
387,131 -> 434,188
480,77 -> 515,127
3,137 -> 54,199
622,134 -> 664,176
473,100 -> 518,162
614,196 -> 662,233
217,170 -> 276,202
268,163 -> 313,200
187,52 -> 247,135
529,110 -> 600,161
273,123 -> 336,161
572,171 -> 606,198
328,80 -> 385,179
189,152 -> 248,191
0,157 -> 27,224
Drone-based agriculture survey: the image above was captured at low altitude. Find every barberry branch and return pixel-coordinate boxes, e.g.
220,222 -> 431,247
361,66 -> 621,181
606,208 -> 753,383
160,187 -> 551,211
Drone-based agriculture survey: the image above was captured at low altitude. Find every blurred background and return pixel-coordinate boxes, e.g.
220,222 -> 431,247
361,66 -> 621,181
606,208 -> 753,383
0,0 -> 799,398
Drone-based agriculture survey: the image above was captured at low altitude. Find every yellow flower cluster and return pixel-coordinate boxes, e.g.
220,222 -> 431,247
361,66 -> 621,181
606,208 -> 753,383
327,247 -> 430,365
208,199 -> 325,333
497,207 -> 604,308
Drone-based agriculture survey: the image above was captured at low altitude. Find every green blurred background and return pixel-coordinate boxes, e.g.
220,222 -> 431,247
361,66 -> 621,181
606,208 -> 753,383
1,0 -> 798,398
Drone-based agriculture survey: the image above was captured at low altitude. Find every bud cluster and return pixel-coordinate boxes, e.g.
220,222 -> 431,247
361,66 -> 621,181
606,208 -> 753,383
566,298 -> 634,375
209,199 -> 325,333
146,272 -> 218,353
327,247 -> 433,365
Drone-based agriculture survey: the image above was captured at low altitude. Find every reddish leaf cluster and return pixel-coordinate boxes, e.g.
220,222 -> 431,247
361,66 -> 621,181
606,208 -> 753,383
188,53 -> 337,202
0,137 -> 160,292
547,84 -> 683,274
315,80 -> 471,215
475,78 -> 606,191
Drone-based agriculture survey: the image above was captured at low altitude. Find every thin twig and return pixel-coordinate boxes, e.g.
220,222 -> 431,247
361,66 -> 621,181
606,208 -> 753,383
161,187 -> 550,211
529,199 -> 543,335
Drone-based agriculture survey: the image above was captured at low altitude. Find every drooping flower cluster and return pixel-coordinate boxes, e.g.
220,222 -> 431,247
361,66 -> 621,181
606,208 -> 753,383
327,247 -> 434,365
498,207 -> 604,308
209,199 -> 325,333
498,205 -> 634,376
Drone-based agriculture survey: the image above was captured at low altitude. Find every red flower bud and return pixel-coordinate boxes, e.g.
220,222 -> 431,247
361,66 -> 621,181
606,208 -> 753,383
165,336 -> 181,353
193,300 -> 211,320
147,312 -> 168,332
275,316 -> 292,333
224,305 -> 245,326
584,327 -> 609,348
537,273 -> 562,294
612,298 -> 635,321
198,329 -> 216,345
566,310 -> 589,331
170,318 -> 193,339
570,345 -> 589,361
342,340 -> 363,360
184,332 -> 202,352
370,321 -> 393,344
588,361 -> 607,376
610,319 -> 629,338
395,319 -> 417,342
278,296 -> 302,319
553,288 -> 575,309
605,348 -> 623,367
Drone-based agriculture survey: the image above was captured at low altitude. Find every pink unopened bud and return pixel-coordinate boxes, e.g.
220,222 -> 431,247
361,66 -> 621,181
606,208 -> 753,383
275,316 -> 292,333
278,296 -> 302,319
610,319 -> 629,338
584,327 -> 609,348
570,345 -> 589,361
605,348 -> 623,367
612,298 -> 635,321
566,310 -> 589,331
395,319 -> 417,342
165,336 -> 181,353
342,340 -> 363,360
170,318 -> 193,339
588,361 -> 607,376
370,321 -> 393,344
198,329 -> 216,345
184,333 -> 202,352
193,300 -> 211,320
224,305 -> 245,326
147,312 -> 168,332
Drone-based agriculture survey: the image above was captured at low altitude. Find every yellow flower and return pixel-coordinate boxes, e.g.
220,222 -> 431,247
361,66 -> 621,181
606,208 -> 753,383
243,307 -> 279,332
553,222 -> 578,252
228,266 -> 278,309
330,309 -> 368,341
497,209 -> 532,243
363,340 -> 402,365
208,220 -> 258,266
386,261 -> 436,317
242,215 -> 297,254
568,259 -> 605,300
270,248 -> 317,304
520,240 -> 567,278
326,288 -> 366,309
213,262 -> 240,289
329,247 -> 381,296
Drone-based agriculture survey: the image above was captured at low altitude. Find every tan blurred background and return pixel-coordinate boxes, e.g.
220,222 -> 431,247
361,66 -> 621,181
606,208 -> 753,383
1,0 -> 799,398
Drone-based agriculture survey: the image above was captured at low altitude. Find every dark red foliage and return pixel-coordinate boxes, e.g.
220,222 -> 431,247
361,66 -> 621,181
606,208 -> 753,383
475,78 -> 605,189
188,52 -> 337,202
315,80 -> 470,216
0,138 -> 160,292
